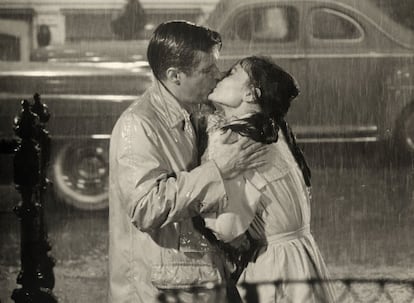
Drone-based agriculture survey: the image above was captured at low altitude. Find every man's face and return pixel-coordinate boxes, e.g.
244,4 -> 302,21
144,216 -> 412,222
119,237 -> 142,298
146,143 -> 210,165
178,48 -> 221,105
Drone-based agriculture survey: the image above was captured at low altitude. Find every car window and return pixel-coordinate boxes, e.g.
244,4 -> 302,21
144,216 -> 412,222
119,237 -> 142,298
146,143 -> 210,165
311,9 -> 362,40
223,5 -> 299,43
0,34 -> 20,61
65,13 -> 116,41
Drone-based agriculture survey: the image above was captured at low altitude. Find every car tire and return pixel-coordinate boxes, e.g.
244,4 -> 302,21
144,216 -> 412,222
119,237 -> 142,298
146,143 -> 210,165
52,141 -> 109,210
395,103 -> 414,158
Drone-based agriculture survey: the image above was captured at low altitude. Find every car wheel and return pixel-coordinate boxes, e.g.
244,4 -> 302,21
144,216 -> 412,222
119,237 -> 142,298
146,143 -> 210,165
395,103 -> 414,157
52,141 -> 109,210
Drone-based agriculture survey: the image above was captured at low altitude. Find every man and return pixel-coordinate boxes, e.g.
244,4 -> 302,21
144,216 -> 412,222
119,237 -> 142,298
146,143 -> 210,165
108,21 -> 266,303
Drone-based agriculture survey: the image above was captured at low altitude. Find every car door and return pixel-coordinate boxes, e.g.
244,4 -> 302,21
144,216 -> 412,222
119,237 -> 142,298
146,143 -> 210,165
216,1 -> 310,130
304,3 -> 384,141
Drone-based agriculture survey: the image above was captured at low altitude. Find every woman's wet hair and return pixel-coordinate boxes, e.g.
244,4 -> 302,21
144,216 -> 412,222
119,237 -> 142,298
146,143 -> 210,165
241,56 -> 299,119
147,21 -> 222,80
221,56 -> 311,186
222,56 -> 299,143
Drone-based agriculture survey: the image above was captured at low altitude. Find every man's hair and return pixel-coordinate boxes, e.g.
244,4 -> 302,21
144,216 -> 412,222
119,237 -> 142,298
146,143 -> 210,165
147,21 -> 222,80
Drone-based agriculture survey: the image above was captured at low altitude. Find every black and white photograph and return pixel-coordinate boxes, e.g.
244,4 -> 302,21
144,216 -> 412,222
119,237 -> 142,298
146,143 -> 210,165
0,0 -> 413,302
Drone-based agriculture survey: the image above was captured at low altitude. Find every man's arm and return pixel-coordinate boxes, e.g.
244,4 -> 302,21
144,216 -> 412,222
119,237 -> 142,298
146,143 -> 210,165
111,112 -> 227,232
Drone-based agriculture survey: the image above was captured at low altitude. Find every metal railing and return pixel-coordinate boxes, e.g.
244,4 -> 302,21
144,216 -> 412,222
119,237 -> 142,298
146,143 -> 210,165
157,278 -> 414,303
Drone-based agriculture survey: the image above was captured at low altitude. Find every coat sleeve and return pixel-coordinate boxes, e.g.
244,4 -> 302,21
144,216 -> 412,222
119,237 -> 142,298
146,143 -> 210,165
204,168 -> 262,243
110,112 -> 228,232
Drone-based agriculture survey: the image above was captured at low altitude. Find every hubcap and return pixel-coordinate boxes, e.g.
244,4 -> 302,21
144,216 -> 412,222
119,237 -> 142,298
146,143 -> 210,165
60,145 -> 108,198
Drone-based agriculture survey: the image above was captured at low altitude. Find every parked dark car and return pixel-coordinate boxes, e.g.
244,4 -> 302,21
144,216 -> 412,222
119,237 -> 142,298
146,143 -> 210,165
0,62 -> 152,210
3,0 -> 414,210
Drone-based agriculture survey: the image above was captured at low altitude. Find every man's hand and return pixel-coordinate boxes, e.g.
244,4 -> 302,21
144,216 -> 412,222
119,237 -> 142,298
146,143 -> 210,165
211,130 -> 267,179
228,233 -> 251,251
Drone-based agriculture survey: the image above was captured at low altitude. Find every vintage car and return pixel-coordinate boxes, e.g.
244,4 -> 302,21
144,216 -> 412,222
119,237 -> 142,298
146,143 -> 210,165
2,0 -> 414,210
0,62 -> 152,210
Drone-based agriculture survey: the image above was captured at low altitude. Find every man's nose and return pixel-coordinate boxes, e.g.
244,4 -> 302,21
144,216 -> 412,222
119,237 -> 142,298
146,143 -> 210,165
218,70 -> 227,81
213,69 -> 226,83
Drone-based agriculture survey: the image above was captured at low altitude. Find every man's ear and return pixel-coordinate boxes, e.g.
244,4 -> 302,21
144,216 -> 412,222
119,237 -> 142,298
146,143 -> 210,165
166,67 -> 181,85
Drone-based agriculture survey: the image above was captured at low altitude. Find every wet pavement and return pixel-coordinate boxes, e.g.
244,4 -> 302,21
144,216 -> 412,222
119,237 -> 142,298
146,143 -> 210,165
0,142 -> 413,302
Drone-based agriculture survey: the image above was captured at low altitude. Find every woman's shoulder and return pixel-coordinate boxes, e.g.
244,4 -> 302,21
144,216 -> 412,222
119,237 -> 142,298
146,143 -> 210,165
247,135 -> 298,189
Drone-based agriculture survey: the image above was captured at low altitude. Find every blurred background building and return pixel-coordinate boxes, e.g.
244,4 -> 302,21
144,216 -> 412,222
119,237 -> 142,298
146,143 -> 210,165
0,0 -> 219,61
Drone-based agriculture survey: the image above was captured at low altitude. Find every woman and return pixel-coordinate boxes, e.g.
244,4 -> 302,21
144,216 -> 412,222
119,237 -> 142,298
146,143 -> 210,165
202,56 -> 336,302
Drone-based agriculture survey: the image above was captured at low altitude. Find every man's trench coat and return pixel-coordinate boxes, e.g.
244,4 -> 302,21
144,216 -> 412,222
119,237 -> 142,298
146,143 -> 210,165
108,80 -> 230,303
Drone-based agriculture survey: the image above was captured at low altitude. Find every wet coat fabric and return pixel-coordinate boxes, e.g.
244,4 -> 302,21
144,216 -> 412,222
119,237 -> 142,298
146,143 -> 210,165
108,80 -> 230,303
203,115 -> 337,303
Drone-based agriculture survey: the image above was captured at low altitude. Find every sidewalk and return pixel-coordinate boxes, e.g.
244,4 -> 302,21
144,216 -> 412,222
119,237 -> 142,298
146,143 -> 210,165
2,263 -> 414,303
0,185 -> 108,303
1,264 -> 106,303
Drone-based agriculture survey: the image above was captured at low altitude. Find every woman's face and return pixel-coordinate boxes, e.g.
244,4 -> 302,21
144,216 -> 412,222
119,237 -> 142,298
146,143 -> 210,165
208,64 -> 251,108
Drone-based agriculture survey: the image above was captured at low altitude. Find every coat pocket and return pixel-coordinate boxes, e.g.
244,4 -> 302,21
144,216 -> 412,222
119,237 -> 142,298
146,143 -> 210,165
151,263 -> 222,289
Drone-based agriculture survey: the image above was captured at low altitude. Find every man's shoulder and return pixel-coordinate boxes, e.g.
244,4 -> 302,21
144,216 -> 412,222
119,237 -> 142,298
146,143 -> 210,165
111,90 -> 161,137
121,89 -> 159,123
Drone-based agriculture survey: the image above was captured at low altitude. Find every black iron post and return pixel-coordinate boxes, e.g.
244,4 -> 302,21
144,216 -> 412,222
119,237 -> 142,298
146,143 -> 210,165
11,95 -> 57,303
0,138 -> 18,154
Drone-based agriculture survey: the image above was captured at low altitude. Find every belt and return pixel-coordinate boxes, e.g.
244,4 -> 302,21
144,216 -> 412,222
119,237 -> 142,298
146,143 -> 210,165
259,224 -> 311,246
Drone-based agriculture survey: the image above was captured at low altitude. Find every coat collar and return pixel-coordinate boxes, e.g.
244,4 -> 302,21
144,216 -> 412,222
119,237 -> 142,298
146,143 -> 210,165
150,78 -> 192,129
207,111 -> 258,132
